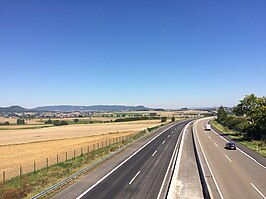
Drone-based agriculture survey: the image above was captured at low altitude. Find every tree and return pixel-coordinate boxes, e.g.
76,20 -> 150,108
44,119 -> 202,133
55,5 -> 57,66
4,121 -> 10,125
161,117 -> 167,122
17,119 -> 25,125
45,119 -> 52,124
217,106 -> 227,124
60,121 -> 68,125
53,120 -> 60,126
74,119 -> 79,123
171,116 -> 175,122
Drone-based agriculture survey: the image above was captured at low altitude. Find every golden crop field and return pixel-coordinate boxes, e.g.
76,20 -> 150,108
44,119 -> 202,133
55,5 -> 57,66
0,120 -> 164,180
0,120 -> 162,145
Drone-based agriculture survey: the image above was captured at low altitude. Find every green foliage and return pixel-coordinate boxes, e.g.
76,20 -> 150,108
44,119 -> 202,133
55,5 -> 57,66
114,117 -> 150,122
217,106 -> 227,123
171,116 -> 175,122
60,121 -> 68,125
73,118 -> 79,123
161,117 -> 167,122
16,118 -> 25,125
44,119 -> 53,124
53,120 -> 60,126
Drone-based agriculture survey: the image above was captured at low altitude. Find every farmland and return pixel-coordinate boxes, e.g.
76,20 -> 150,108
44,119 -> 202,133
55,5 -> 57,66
0,119 -> 164,180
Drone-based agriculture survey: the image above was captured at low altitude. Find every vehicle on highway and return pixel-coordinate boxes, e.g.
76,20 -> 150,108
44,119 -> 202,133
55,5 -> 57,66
205,123 -> 211,131
225,142 -> 236,150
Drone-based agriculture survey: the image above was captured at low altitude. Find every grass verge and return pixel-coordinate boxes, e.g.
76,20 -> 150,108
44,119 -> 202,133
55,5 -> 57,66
211,120 -> 266,157
0,124 -> 164,199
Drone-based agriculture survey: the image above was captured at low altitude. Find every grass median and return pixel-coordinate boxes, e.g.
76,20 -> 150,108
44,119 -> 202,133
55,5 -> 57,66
211,120 -> 266,157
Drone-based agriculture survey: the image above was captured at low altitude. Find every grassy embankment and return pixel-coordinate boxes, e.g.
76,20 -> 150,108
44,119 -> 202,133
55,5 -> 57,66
0,124 -> 162,199
211,120 -> 266,157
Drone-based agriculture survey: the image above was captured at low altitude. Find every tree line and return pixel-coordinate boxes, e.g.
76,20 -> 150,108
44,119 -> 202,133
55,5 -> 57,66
217,94 -> 266,141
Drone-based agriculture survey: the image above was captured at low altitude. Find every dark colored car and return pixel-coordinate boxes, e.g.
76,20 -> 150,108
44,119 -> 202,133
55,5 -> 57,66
225,142 -> 236,150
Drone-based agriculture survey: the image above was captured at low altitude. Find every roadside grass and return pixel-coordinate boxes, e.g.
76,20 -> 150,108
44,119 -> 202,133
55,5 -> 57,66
0,124 -> 163,199
211,120 -> 266,157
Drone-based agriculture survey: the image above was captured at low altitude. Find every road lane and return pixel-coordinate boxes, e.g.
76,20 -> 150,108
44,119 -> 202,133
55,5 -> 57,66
195,118 -> 266,199
77,121 -> 189,199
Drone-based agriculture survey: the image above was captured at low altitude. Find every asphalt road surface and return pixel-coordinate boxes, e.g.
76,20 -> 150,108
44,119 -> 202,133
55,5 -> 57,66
194,118 -> 266,199
76,121 -> 189,199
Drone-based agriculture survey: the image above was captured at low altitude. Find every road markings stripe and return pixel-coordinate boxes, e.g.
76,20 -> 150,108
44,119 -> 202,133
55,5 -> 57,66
129,171 -> 141,185
76,123 -> 178,199
208,136 -> 211,139
168,135 -> 170,138
162,140 -> 165,144
214,142 -> 218,147
152,150 -> 157,157
210,125 -> 266,170
194,119 -> 224,199
225,154 -> 232,162
250,183 -> 266,199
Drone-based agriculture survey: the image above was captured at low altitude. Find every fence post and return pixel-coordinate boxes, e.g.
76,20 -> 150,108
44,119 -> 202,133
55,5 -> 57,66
97,143 -> 99,150
19,166 -> 22,177
46,158 -> 49,169
57,155 -> 59,164
87,146 -> 90,154
81,148 -> 83,155
3,171 -> 5,185
106,140 -> 108,146
74,150 -> 76,159
34,162 -> 36,173
102,141 -> 104,148
93,144 -> 95,151
66,152 -> 68,162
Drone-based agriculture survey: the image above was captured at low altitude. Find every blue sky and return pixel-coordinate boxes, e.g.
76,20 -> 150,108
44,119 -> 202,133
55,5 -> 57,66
0,0 -> 265,109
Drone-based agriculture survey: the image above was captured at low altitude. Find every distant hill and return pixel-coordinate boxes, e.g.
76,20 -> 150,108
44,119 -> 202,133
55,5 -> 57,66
0,105 -> 29,112
32,105 -> 152,112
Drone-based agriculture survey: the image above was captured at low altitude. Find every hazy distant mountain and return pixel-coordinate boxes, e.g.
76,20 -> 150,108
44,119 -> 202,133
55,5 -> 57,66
0,105 -> 29,112
32,105 -> 152,112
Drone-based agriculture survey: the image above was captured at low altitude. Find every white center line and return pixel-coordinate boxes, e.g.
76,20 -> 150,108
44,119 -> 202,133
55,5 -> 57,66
162,140 -> 165,144
225,154 -> 232,162
168,135 -> 170,138
129,171 -> 141,185
152,150 -> 157,157
214,142 -> 218,147
251,183 -> 266,199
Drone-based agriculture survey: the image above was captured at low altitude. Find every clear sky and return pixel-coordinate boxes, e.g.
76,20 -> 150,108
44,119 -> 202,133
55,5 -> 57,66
0,0 -> 265,109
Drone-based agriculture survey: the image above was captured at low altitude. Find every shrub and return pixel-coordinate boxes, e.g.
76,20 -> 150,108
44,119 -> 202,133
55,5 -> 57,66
17,119 -> 25,125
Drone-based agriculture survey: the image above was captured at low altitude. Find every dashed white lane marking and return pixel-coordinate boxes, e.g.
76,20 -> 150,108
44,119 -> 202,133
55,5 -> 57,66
129,171 -> 141,185
168,135 -> 170,138
225,154 -> 232,162
250,183 -> 266,199
162,140 -> 165,144
152,150 -> 157,157
214,142 -> 218,147
208,136 -> 211,139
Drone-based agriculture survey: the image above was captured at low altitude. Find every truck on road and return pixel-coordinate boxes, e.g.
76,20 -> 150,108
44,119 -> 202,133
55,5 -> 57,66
205,123 -> 211,131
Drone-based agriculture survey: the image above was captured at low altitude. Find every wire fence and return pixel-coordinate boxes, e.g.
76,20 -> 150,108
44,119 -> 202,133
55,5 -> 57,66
0,131 -> 142,184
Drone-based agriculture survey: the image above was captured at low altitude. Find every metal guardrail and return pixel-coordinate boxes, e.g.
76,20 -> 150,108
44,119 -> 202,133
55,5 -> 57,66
31,123 -> 175,199
31,142 -> 130,199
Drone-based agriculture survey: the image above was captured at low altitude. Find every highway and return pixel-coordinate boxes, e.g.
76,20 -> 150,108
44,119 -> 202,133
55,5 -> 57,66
53,120 -> 190,199
194,118 -> 266,199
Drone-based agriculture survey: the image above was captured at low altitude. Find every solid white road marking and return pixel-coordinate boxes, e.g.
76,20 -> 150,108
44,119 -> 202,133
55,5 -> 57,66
129,171 -> 141,185
194,119 -> 224,199
152,150 -> 157,157
162,140 -> 165,144
207,121 -> 266,170
76,123 -> 177,199
251,183 -> 266,199
225,154 -> 232,162
214,142 -> 218,147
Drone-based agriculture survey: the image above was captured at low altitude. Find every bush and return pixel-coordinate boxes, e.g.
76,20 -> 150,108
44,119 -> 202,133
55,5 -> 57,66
4,121 -> 10,125
74,119 -> 79,123
53,120 -> 60,126
17,119 -> 25,125
45,119 -> 53,124
161,117 -> 167,122
60,121 -> 68,125
171,117 -> 175,122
